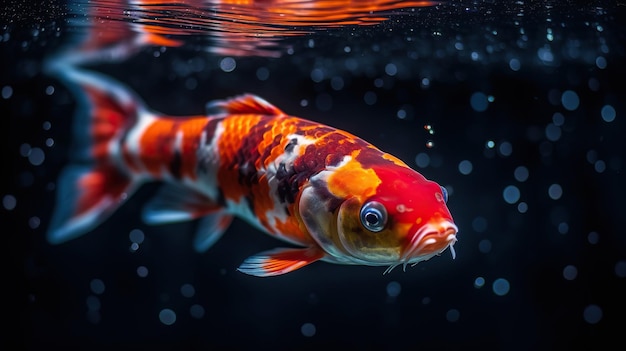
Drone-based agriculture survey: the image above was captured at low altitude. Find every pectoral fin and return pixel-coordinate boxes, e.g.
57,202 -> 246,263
237,247 -> 324,277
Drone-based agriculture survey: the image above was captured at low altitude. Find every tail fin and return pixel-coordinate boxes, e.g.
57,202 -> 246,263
47,67 -> 145,244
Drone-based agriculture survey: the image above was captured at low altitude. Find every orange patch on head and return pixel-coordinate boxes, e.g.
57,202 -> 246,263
327,155 -> 381,199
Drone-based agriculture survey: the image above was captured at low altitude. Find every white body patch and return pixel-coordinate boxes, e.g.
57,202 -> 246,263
263,134 -> 315,233
193,122 -> 225,202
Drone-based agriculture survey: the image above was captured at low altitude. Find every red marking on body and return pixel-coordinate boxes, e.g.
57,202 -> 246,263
135,116 -> 206,178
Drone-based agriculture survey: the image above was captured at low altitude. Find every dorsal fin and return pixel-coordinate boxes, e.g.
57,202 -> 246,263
206,94 -> 285,116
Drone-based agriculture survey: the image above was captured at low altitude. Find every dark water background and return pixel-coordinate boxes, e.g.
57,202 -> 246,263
4,0 -> 626,349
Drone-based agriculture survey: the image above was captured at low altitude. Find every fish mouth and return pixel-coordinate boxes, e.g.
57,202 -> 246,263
383,221 -> 458,274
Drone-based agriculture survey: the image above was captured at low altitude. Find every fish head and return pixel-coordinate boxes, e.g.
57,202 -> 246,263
299,155 -> 458,269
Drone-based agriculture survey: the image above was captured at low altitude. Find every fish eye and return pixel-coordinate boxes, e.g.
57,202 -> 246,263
440,186 -> 449,203
360,201 -> 387,232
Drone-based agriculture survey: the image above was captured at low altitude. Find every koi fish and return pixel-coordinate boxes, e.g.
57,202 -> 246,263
47,68 -> 458,277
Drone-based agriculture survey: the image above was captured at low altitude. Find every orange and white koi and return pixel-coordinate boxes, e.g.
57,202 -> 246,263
47,68 -> 458,277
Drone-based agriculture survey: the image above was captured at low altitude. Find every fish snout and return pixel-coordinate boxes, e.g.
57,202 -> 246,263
404,221 -> 458,259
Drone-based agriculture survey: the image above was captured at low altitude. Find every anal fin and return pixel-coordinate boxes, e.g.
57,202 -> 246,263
193,212 -> 233,252
237,247 -> 324,277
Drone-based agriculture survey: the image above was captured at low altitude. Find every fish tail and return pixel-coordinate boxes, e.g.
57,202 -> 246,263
47,67 -> 145,244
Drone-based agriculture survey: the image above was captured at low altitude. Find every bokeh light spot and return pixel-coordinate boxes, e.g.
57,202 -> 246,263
159,309 -> 177,326
563,265 -> 577,280
503,185 -> 521,204
301,323 -> 316,337
492,278 -> 510,296
583,305 -> 602,324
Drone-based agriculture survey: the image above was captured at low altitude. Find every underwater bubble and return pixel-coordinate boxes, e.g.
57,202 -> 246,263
615,261 -> 626,278
424,124 -> 434,134
190,304 -> 205,319
446,309 -> 460,322
28,216 -> 40,229
486,140 -> 495,149
558,222 -> 569,234
583,305 -> 602,324
386,281 -> 401,298
20,143 -> 31,157
2,86 -> 13,99
478,239 -> 492,254
300,99 -> 308,107
301,323 -> 316,337
363,91 -> 377,105
545,123 -> 561,141
472,217 -> 487,233
2,195 -> 16,210
514,166 -> 529,182
415,153 -> 430,168
159,309 -> 177,326
45,85 -> 55,95
498,141 -> 513,157
28,147 -> 45,166
90,279 -> 105,295
219,57 -> 236,72
503,185 -> 521,204
129,229 -> 144,244
595,56 -> 607,69
492,278 -> 510,296
330,76 -> 344,91
601,105 -> 616,122
552,112 -> 565,126
587,231 -> 599,244
470,92 -> 488,112
509,58 -> 521,71
548,184 -> 563,200
345,58 -> 358,71
561,90 -> 580,111
180,284 -> 195,298
586,150 -> 598,164
45,138 -> 54,147
517,202 -> 528,213
310,68 -> 324,82
86,295 -> 101,311
537,46 -> 554,63
458,160 -> 473,175
373,78 -> 383,88
137,266 -> 149,278
421,77 -> 430,88
588,77 -> 600,91
425,140 -> 434,149
130,243 -> 139,252
563,265 -> 578,280
397,109 -> 407,119
474,277 -> 485,288
385,63 -> 397,76
256,67 -> 270,81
